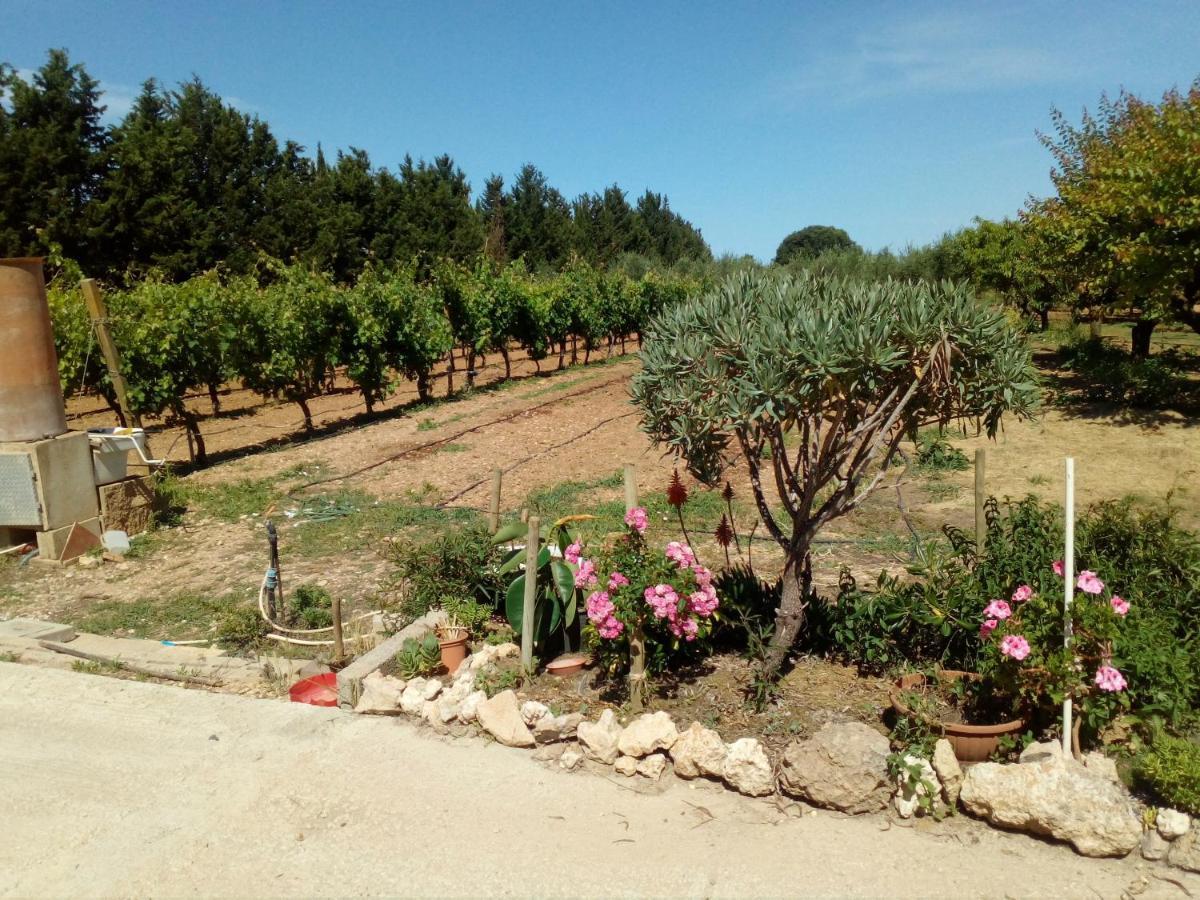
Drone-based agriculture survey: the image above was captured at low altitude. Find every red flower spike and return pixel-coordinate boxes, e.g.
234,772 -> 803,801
715,514 -> 734,548
667,470 -> 689,508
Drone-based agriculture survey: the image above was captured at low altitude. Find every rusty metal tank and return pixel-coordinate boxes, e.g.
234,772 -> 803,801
0,258 -> 68,442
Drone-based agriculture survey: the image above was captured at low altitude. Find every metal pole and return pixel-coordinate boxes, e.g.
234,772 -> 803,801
1062,457 -> 1075,755
521,517 -> 540,673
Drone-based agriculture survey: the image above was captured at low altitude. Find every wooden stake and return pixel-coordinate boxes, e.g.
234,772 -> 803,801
332,594 -> 344,662
521,517 -> 540,673
80,278 -> 139,430
974,448 -> 987,557
624,463 -> 638,512
489,468 -> 503,534
623,463 -> 646,711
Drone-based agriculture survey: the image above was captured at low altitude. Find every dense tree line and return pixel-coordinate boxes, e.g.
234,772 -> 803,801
0,50 -> 712,281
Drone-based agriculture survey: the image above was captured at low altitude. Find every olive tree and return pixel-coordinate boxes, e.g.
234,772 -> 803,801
632,271 -> 1039,680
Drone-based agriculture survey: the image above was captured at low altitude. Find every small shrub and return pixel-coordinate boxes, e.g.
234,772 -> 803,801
915,433 -> 969,473
216,605 -> 269,651
1057,337 -> 1196,409
810,495 -> 1200,737
386,522 -> 507,626
1136,733 -> 1200,815
289,584 -> 333,629
394,633 -> 442,679
475,663 -> 522,697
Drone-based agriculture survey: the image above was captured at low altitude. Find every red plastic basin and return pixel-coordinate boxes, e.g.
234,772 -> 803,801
289,672 -> 339,707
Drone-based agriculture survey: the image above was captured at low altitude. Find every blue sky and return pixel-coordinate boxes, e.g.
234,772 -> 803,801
3,0 -> 1198,259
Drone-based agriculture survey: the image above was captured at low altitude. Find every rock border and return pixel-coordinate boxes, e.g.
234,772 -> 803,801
351,642 -> 1195,870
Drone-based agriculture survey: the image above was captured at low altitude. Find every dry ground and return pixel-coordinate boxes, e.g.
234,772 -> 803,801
3,337 -> 1198,642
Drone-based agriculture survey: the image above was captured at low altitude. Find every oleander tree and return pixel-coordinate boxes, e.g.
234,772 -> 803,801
632,271 -> 1039,680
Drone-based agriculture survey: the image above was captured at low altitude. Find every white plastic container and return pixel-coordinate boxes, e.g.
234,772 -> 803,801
87,428 -> 149,486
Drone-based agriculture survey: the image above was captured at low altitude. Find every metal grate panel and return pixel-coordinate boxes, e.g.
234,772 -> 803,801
0,453 -> 42,527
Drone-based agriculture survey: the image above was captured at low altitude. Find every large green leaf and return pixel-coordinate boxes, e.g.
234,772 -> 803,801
498,547 -> 525,575
491,521 -> 527,544
505,575 -> 527,634
550,559 -> 578,627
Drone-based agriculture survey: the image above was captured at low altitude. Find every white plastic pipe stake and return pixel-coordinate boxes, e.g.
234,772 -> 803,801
1062,457 -> 1075,755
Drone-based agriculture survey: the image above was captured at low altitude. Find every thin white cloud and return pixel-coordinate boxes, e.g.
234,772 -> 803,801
778,10 -> 1086,103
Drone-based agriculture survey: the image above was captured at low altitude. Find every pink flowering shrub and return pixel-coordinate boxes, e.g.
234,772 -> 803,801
574,507 -> 720,678
979,562 -> 1133,729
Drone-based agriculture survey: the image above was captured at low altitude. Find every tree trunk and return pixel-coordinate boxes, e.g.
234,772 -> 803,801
446,349 -> 456,396
179,409 -> 207,467
417,371 -> 431,402
500,347 -> 511,380
1131,319 -> 1157,360
558,341 -> 566,370
467,351 -> 477,388
1038,306 -> 1050,332
297,397 -> 314,433
364,393 -> 374,416
207,382 -> 221,416
759,550 -> 813,680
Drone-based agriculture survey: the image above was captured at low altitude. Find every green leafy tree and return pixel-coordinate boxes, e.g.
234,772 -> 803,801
632,271 -> 1039,680
1025,81 -> 1200,357
372,154 -> 483,269
774,226 -> 860,266
0,50 -> 108,264
505,163 -> 573,271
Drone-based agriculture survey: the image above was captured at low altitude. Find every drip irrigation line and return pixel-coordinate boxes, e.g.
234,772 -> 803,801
288,373 -> 635,497
436,409 -> 640,508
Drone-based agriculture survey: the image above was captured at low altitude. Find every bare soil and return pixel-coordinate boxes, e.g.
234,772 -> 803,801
4,344 -> 1198,638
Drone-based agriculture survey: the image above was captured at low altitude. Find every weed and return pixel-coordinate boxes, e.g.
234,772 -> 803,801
915,432 -> 970,474
924,481 -> 962,503
72,658 -> 125,675
475,663 -> 523,697
440,442 -> 469,453
69,591 -> 252,641
416,418 -> 439,431
0,650 -> 20,663
1028,474 -> 1049,486
187,476 -> 282,522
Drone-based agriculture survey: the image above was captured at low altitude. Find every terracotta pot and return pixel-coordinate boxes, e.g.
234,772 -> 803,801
438,630 -> 469,674
891,670 -> 1025,763
546,654 -> 588,677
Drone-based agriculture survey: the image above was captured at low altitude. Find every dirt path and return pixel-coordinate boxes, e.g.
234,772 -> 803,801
2,664 -> 1191,899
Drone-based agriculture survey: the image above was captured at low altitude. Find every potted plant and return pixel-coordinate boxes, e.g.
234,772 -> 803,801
437,616 -> 470,675
894,563 -> 1133,762
891,670 -> 1025,762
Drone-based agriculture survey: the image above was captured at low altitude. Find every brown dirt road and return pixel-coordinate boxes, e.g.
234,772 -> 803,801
3,663 -> 1193,899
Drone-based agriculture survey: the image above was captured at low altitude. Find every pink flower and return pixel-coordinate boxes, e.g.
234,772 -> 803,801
692,565 -> 713,588
1011,584 -> 1033,604
1052,560 -> 1064,577
585,590 -> 614,623
574,558 -> 597,588
688,586 -> 719,617
983,599 -> 1012,621
979,618 -> 999,640
624,507 -> 648,534
999,634 -> 1031,661
597,615 -> 624,639
1076,570 -> 1104,595
644,584 -> 680,620
669,617 -> 699,641
1110,595 -> 1130,617
665,541 -> 697,569
564,541 -> 583,565
1094,665 -> 1127,692
607,571 -> 629,591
